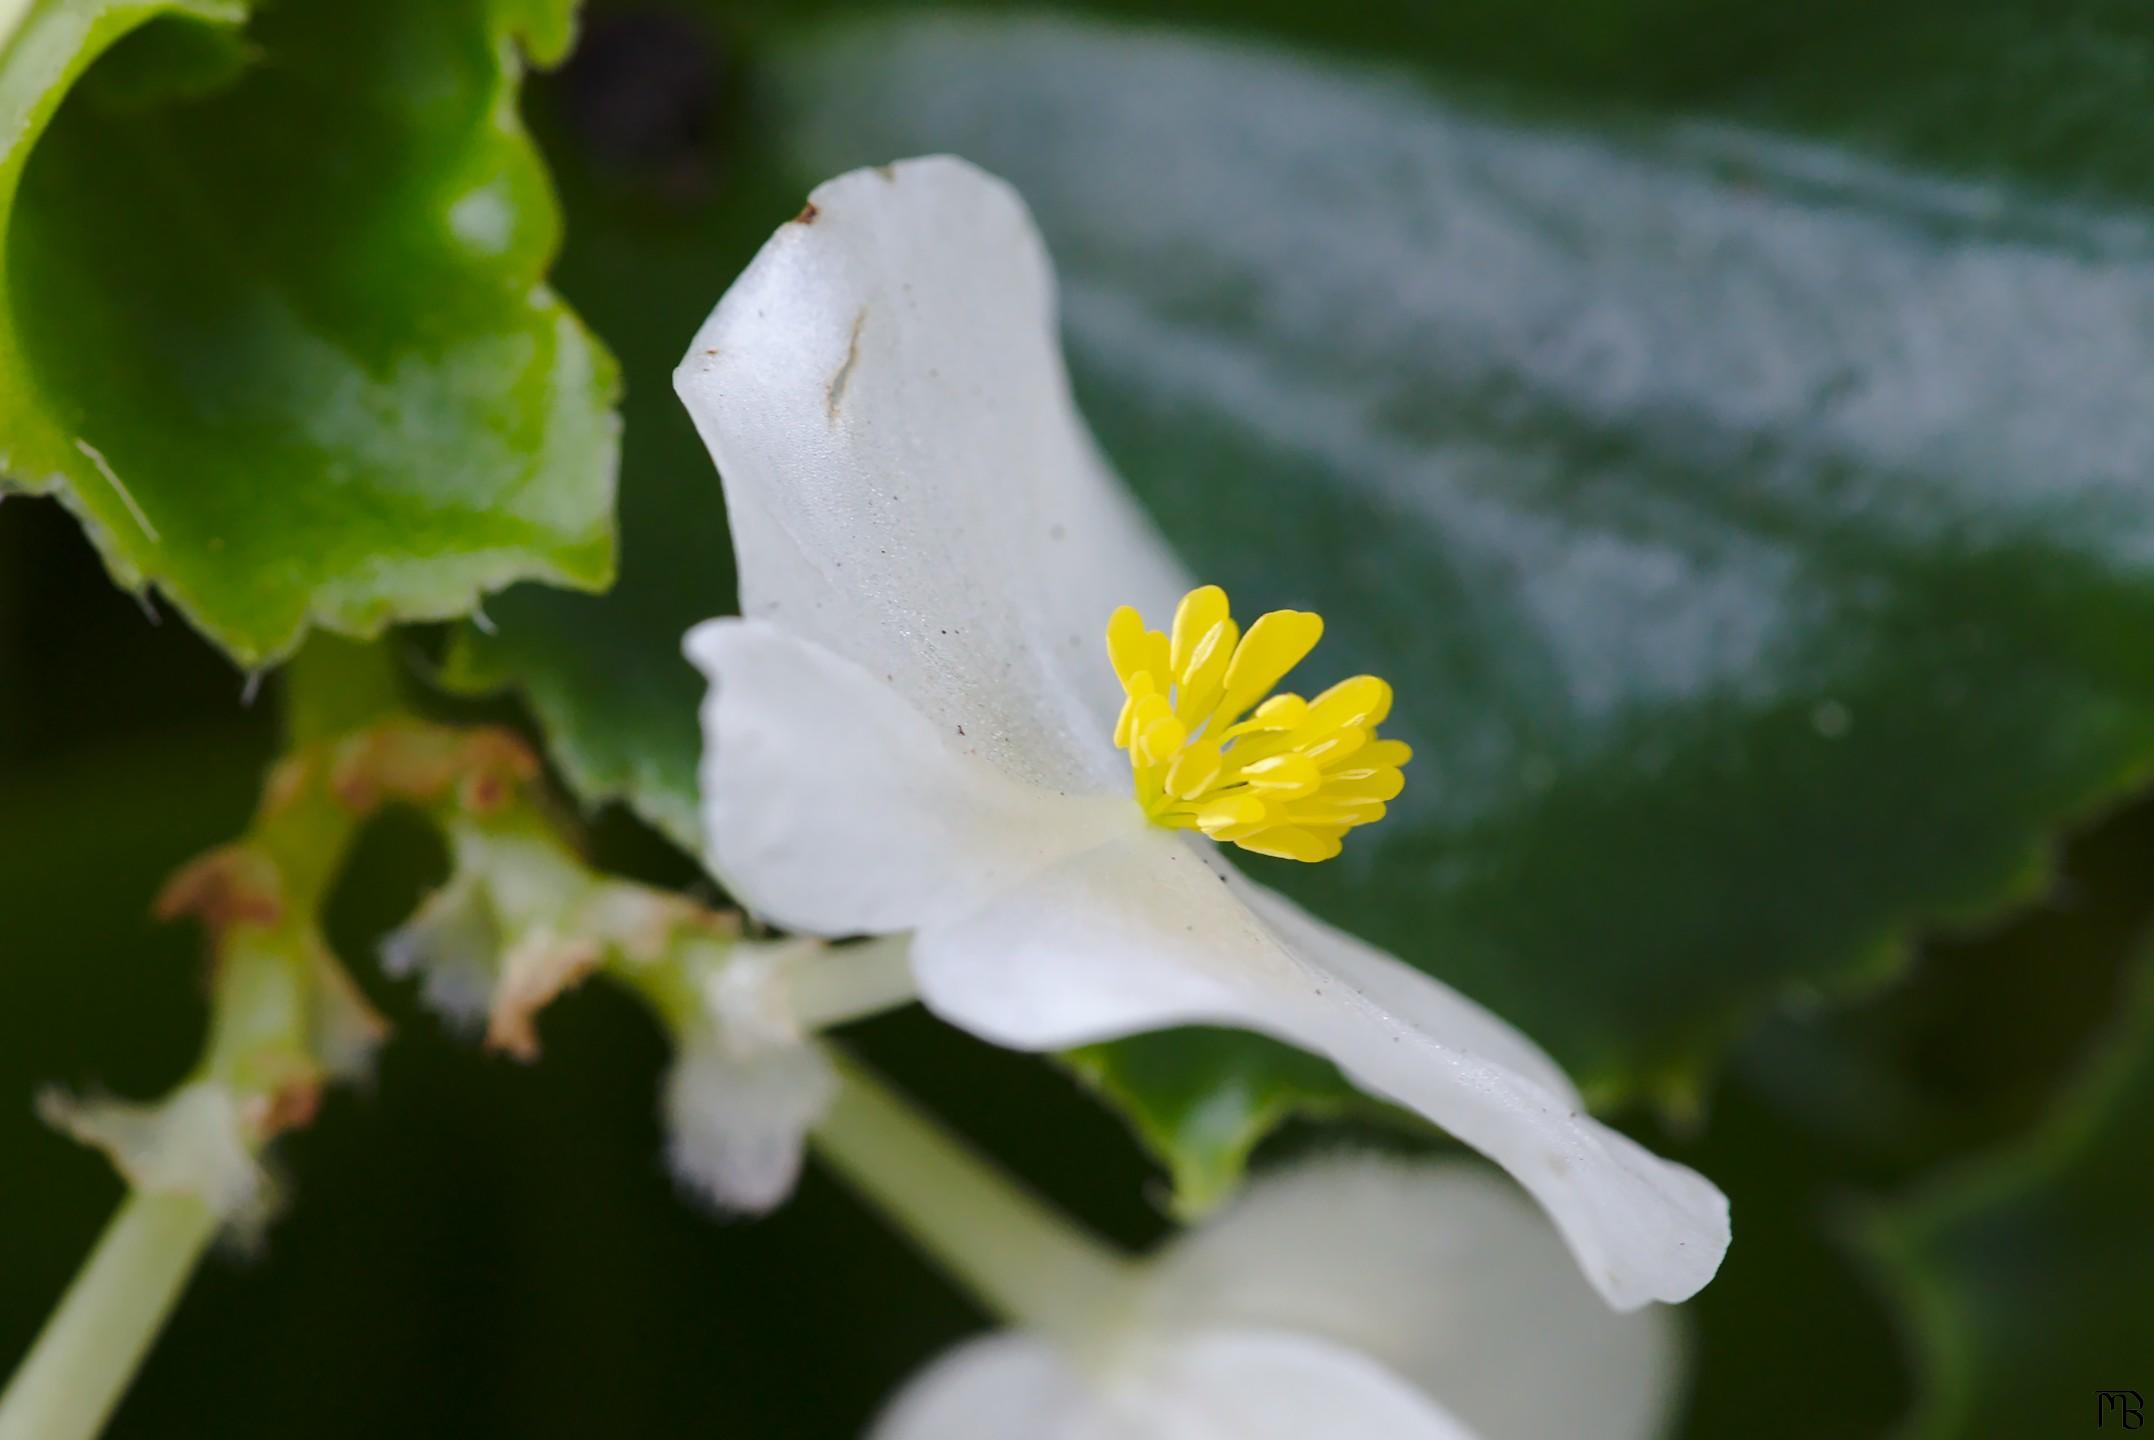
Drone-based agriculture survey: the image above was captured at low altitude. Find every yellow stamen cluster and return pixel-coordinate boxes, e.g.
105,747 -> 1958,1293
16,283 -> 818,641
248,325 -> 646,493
1107,585 -> 1410,863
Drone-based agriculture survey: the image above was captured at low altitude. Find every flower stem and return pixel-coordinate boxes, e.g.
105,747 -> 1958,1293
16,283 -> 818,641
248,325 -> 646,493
812,1052 -> 1137,1337
0,1191 -> 218,1440
788,935 -> 918,1031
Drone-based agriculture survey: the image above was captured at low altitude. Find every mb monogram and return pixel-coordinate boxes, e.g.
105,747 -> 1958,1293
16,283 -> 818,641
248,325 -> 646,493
2098,1391 -> 2145,1429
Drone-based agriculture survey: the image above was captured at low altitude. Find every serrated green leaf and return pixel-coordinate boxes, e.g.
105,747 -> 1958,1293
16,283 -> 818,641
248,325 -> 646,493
439,10 -> 766,851
0,0 -> 619,668
484,9 -> 2154,1204
1867,953 -> 2154,1438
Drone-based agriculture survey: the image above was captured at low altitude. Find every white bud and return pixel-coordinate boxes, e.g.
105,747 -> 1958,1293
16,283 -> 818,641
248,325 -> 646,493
379,868 -> 499,1029
663,1038 -> 837,1215
38,1081 -> 272,1232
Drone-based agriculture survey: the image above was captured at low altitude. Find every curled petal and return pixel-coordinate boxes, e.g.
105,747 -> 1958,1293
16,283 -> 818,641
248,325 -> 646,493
908,830 -> 1729,1310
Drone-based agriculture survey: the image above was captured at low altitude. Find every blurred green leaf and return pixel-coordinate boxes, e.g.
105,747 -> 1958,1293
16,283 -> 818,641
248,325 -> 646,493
483,8 -> 2154,1198
761,12 -> 2154,1188
1695,794 -> 2154,1435
1868,950 -> 2154,1438
1673,1069 -> 1912,1439
1738,799 -> 2154,1183
0,0 -> 619,669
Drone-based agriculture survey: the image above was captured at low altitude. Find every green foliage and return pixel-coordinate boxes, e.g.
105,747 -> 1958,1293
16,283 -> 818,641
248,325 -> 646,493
0,0 -> 619,668
1869,952 -> 2154,1438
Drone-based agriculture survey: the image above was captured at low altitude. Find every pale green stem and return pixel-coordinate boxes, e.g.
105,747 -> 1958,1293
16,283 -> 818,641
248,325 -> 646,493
0,1191 -> 218,1440
813,1053 -> 1138,1338
0,880 -> 312,1440
788,934 -> 918,1031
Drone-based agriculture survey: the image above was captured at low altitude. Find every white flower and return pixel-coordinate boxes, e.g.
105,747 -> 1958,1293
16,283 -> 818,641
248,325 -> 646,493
872,1155 -> 1681,1440
680,156 -> 1728,1309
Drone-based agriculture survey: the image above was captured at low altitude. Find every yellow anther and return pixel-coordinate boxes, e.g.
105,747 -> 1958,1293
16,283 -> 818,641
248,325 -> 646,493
1300,727 -> 1367,768
1241,753 -> 1322,799
1231,692 -> 1305,732
1105,585 -> 1408,862
1195,795 -> 1267,830
1303,675 -> 1392,732
1107,606 -> 1170,688
1326,768 -> 1407,803
1164,741 -> 1223,800
1106,606 -> 1151,683
1237,828 -> 1343,864
1218,610 -> 1323,726
1174,619 -> 1237,724
1350,738 -> 1413,771
1170,585 -> 1232,675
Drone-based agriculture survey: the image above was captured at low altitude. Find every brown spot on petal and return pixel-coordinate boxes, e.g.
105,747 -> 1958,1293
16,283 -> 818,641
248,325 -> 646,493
795,200 -> 819,224
826,307 -> 867,421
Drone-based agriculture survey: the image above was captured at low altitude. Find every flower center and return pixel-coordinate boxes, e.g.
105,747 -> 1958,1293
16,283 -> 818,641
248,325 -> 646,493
1106,585 -> 1410,863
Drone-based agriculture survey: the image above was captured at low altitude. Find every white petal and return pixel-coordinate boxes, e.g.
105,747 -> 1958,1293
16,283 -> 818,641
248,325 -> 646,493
676,155 -> 1187,796
1149,1157 -> 1683,1440
687,618 -> 1135,935
1236,881 -> 1578,1103
908,830 -> 1729,1309
1123,1329 -> 1483,1440
663,1037 -> 837,1215
870,1333 -> 1097,1440
870,1329 -> 1478,1440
